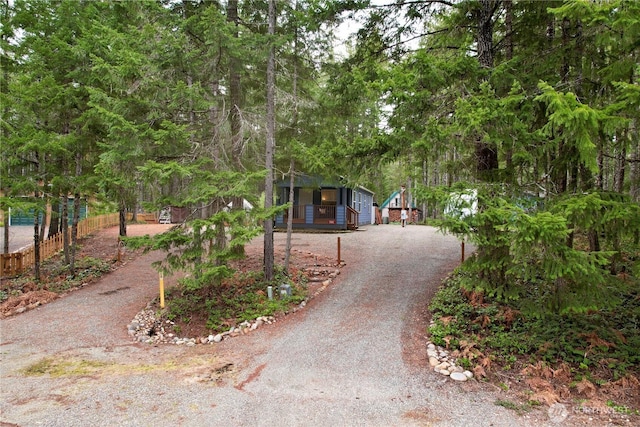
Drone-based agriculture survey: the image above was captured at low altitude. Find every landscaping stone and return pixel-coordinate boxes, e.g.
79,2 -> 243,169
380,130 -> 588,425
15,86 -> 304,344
450,372 -> 468,382
426,339 -> 474,382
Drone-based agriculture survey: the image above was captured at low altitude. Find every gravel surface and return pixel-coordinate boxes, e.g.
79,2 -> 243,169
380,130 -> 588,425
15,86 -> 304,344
0,225 -> 43,253
1,225 -> 562,426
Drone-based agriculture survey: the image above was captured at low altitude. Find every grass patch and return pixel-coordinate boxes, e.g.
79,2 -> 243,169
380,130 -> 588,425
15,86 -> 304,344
494,399 -> 534,414
21,355 -> 229,378
22,357 -> 111,377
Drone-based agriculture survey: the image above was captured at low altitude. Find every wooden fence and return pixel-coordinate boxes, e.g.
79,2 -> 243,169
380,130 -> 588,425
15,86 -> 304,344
1,213 -> 124,277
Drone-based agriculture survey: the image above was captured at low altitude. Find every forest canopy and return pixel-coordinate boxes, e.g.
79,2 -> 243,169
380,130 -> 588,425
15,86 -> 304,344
1,0 -> 639,314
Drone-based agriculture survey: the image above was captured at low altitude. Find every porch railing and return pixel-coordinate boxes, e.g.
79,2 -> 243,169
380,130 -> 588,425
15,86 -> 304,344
346,206 -> 359,230
314,205 -> 336,222
283,205 -> 306,222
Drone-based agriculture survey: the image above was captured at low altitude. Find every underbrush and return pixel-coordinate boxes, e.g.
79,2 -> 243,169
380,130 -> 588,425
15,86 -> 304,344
428,268 -> 640,411
162,265 -> 308,335
45,257 -> 112,292
1,255 -> 112,302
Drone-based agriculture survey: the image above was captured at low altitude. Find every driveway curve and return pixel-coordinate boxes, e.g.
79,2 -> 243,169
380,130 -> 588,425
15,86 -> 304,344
1,225 -> 547,426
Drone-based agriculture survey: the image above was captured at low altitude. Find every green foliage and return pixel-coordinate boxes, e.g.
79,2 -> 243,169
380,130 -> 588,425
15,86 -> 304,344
422,183 -> 639,316
47,257 -> 111,293
124,163 -> 276,290
164,267 -> 307,334
494,399 -> 534,415
536,82 -> 603,174
428,273 -> 474,347
429,271 -> 640,380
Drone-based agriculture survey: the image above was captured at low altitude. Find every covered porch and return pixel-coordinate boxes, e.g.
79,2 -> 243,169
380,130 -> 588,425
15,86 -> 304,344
282,203 -> 359,230
275,177 -> 362,231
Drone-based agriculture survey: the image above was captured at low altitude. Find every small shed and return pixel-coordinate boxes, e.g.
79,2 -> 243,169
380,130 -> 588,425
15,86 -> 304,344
275,175 -> 374,230
380,190 -> 422,223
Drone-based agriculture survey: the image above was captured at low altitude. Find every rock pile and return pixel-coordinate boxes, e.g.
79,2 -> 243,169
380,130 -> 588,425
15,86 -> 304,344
427,340 -> 474,382
127,306 -> 280,345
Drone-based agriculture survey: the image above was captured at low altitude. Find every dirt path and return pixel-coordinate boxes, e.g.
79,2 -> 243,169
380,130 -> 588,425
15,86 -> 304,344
0,225 -> 556,426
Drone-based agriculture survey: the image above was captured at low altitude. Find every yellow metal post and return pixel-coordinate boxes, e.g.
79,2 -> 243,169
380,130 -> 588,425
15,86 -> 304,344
159,272 -> 165,308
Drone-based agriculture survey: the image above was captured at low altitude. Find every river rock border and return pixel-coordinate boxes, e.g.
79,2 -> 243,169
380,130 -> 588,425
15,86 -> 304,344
427,319 -> 474,382
128,267 -> 340,346
427,340 -> 474,382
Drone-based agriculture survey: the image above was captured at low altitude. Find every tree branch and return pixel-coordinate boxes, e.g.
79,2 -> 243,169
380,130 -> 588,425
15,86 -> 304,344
368,1 -> 456,9
602,153 -> 640,163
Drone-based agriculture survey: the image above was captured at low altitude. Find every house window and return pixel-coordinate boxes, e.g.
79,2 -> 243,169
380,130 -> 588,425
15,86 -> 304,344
299,188 -> 313,206
321,189 -> 337,205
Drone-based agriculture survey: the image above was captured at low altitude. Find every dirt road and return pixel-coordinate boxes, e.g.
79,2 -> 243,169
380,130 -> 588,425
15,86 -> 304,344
0,225 -> 552,426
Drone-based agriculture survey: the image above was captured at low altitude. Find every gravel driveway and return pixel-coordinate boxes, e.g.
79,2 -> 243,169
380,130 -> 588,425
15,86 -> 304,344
1,225 -> 553,426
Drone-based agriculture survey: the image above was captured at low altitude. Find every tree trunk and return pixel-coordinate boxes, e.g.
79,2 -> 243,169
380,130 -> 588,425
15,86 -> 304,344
209,79 -> 222,168
614,132 -> 626,194
572,19 -> 584,192
630,120 -> 639,203
284,159 -> 295,272
62,194 -> 70,264
588,229 -> 600,252
504,0 -> 514,179
1,0 -> 9,255
561,17 -> 570,81
474,0 -> 498,181
39,175 -> 48,243
33,191 -> 41,282
422,159 -> 428,219
285,11 -> 300,273
69,192 -> 81,274
407,176 -> 412,223
227,0 -> 245,257
119,202 -> 127,237
264,0 -> 276,282
131,200 -> 138,222
48,198 -> 60,239
554,17 -> 572,194
69,152 -> 82,274
193,225 -> 203,280
227,0 -> 243,167
3,215 -> 8,254
476,0 -> 495,70
215,198 -> 227,266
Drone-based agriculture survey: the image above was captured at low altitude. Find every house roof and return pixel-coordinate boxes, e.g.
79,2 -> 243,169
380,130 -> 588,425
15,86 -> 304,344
380,190 -> 418,209
276,174 -> 340,188
276,174 -> 373,195
380,190 -> 400,209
